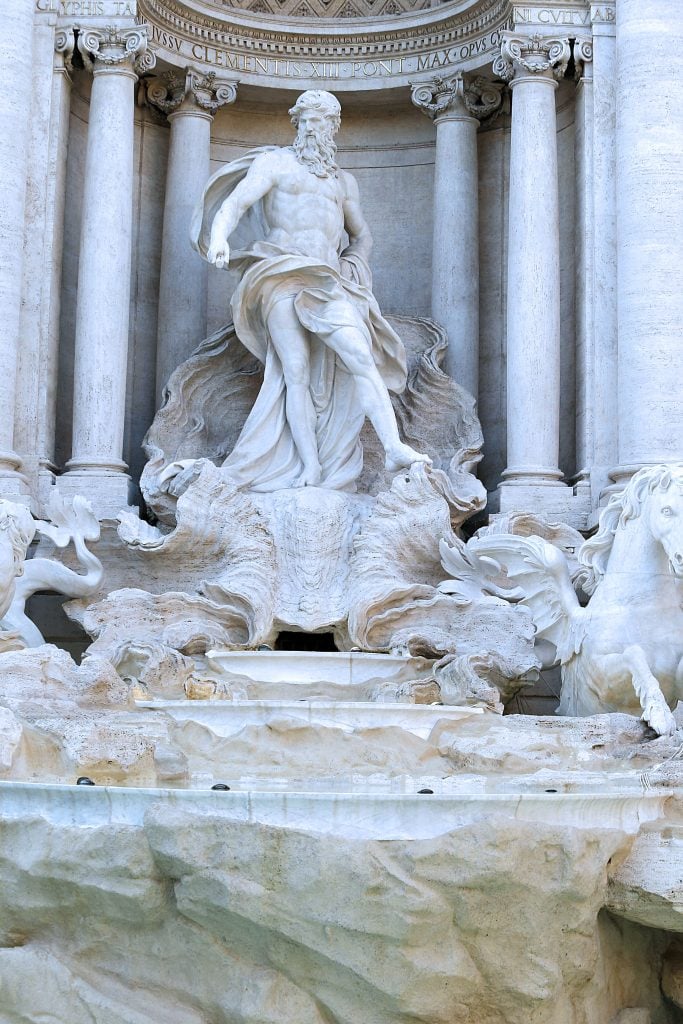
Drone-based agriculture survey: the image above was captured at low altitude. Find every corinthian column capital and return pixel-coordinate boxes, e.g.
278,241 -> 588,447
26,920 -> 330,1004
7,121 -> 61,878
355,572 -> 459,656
146,68 -> 238,117
493,32 -> 571,83
411,72 -> 503,122
77,24 -> 156,75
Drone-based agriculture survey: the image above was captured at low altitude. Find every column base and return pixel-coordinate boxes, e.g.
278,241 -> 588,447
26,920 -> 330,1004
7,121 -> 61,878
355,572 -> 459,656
497,476 -> 591,530
58,469 -> 136,520
597,462 -> 666,512
0,449 -> 31,504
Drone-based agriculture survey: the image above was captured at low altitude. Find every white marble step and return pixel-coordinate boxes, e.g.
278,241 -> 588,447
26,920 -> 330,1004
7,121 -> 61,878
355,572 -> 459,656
134,698 -> 481,740
205,649 -> 434,687
0,780 -> 673,841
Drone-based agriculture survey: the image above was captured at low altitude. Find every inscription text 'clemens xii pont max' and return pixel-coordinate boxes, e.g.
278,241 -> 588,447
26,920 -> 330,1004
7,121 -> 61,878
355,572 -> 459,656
144,22 -> 507,82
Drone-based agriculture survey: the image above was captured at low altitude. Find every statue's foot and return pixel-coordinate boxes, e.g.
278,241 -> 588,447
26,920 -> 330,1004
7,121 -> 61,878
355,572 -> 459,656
642,700 -> 677,737
294,462 -> 322,487
385,443 -> 432,474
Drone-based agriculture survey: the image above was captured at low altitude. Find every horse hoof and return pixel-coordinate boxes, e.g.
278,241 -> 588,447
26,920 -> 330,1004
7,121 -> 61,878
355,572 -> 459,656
643,705 -> 677,737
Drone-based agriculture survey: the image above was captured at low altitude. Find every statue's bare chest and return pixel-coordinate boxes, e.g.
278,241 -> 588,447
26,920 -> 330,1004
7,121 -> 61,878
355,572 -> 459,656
271,159 -> 344,207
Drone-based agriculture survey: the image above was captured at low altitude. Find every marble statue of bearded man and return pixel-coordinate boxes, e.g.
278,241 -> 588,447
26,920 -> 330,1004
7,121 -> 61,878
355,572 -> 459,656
190,89 -> 429,492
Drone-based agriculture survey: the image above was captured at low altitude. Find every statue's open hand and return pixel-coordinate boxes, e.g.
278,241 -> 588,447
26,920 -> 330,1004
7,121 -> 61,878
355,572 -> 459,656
207,238 -> 230,269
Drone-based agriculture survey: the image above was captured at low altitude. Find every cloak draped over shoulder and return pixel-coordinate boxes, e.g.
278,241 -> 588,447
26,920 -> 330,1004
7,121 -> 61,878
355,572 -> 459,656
190,147 -> 407,493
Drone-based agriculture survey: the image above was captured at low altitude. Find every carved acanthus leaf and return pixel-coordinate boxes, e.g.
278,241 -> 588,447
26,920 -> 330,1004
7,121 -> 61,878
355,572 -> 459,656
493,32 -> 571,83
146,67 -> 237,116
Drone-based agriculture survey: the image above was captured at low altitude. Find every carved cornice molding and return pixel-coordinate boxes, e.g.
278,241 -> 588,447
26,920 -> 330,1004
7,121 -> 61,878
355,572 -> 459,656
78,24 -> 156,74
141,0 -> 507,51
493,31 -> 571,82
135,0 -> 513,87
146,67 -> 237,115
411,72 -> 503,122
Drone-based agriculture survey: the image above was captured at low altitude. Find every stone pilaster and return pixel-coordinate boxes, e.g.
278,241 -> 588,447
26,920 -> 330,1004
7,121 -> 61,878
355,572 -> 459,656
411,73 -> 502,400
610,0 -> 683,486
0,0 -> 36,500
573,8 -> 619,518
15,23 -> 75,513
493,33 -> 582,519
573,36 -> 596,503
147,69 -> 237,397
61,26 -> 155,518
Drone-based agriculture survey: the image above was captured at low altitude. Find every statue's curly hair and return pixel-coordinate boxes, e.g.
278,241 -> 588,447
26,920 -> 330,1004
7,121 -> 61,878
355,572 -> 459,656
577,464 -> 683,595
289,90 -> 341,132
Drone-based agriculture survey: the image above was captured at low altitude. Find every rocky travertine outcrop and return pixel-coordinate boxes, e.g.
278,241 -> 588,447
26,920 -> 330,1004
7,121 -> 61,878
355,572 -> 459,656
0,808 -> 678,1023
1,645 -> 682,1023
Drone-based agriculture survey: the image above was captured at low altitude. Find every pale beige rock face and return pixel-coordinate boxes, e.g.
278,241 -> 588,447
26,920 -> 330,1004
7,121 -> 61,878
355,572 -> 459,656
1,645 -> 683,1022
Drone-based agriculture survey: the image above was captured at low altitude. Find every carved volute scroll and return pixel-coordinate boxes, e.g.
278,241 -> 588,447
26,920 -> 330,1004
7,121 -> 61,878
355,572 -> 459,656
54,27 -> 76,74
573,37 -> 594,81
146,68 -> 238,117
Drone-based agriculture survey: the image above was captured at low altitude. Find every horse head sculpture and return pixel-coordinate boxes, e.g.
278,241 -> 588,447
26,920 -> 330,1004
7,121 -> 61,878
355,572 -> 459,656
439,464 -> 683,736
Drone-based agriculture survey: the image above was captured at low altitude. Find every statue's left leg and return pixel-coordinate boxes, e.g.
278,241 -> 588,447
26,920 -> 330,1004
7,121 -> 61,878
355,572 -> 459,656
324,324 -> 431,471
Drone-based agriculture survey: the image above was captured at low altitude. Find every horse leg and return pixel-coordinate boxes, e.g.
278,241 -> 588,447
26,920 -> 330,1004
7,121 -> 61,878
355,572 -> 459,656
593,647 -> 677,736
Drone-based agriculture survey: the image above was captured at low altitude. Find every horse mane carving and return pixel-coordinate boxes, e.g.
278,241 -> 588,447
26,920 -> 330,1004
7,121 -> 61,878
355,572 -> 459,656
578,464 -> 683,595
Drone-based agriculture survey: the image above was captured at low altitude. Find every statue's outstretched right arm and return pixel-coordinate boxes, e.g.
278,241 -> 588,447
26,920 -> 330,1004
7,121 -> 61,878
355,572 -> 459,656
207,152 -> 276,268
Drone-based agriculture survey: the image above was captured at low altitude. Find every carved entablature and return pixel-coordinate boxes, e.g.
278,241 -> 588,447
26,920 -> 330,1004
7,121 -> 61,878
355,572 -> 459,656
133,0 -> 512,91
590,2 -> 615,29
77,24 -> 156,74
146,68 -> 237,116
493,31 -> 571,82
411,72 -> 504,123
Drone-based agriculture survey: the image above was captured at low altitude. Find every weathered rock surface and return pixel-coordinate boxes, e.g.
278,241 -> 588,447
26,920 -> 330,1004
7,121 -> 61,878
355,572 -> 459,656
1,645 -> 683,1022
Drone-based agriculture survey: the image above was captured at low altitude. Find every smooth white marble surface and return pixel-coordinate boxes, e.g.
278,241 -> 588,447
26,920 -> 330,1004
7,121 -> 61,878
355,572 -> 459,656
136,698 -> 481,739
615,0 -> 683,472
205,650 -> 434,687
0,778 -> 673,841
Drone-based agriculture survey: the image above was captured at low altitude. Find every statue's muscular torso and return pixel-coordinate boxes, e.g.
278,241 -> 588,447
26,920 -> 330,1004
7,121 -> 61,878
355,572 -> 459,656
207,145 -> 366,273
261,149 -> 347,268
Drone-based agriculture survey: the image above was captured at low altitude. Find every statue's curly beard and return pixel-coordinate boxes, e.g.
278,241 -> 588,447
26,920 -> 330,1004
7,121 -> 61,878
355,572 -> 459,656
292,123 -> 338,178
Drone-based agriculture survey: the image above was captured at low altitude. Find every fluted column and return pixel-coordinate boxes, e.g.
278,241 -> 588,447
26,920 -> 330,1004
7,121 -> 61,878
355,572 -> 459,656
611,0 -> 683,485
494,33 -> 572,511
62,26 -> 154,517
148,70 -> 237,397
0,0 -> 35,498
412,74 -> 502,400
